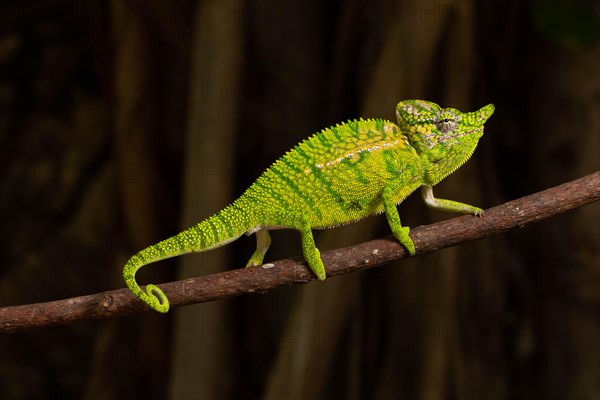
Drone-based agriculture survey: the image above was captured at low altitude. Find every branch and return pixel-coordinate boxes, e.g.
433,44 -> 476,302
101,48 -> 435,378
1,171 -> 599,333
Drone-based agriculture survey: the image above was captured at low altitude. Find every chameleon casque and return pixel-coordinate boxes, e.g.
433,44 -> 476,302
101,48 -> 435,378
124,99 -> 495,313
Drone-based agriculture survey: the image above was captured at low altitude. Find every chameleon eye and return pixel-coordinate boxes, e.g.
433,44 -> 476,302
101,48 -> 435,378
435,118 -> 457,133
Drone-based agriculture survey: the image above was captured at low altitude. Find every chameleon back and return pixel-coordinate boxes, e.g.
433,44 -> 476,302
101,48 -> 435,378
240,118 -> 421,229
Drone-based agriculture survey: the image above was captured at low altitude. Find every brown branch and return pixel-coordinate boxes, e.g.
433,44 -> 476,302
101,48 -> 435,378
1,171 -> 599,333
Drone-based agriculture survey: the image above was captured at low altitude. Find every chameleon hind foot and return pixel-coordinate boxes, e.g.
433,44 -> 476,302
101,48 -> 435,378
246,229 -> 271,267
299,225 -> 326,280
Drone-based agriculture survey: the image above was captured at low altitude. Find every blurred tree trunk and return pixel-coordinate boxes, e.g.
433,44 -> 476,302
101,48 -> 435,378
85,2 -> 170,399
84,1 -> 191,399
526,33 -> 600,400
169,1 -> 244,399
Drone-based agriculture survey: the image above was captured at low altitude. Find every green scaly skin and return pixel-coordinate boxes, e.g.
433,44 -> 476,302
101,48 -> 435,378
123,100 -> 495,313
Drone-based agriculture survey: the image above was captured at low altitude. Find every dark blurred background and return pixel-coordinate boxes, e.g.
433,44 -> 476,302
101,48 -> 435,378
0,1 -> 598,399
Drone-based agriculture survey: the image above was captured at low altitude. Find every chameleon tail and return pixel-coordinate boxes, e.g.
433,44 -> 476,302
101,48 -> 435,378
123,206 -> 248,313
123,252 -> 171,313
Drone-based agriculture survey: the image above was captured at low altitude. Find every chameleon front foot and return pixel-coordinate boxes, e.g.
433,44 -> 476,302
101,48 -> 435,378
393,226 -> 416,256
421,186 -> 484,217
382,184 -> 417,256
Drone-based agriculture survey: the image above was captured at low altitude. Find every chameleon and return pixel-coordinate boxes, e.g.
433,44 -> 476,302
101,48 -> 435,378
123,99 -> 495,313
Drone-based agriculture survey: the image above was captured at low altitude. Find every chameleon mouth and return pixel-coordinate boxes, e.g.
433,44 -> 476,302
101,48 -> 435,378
424,126 -> 483,149
456,126 -> 483,137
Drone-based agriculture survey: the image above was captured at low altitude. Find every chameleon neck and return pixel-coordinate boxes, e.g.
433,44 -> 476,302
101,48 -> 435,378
123,202 -> 252,313
422,138 -> 480,186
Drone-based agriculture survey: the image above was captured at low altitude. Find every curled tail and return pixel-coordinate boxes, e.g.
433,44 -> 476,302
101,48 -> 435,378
123,205 -> 249,313
123,252 -> 171,313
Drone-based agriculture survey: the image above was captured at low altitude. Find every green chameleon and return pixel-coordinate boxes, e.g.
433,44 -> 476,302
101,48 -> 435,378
124,99 -> 494,313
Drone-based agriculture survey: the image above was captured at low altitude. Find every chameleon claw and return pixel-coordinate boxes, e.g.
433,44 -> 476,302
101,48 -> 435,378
245,257 -> 263,268
403,239 -> 416,256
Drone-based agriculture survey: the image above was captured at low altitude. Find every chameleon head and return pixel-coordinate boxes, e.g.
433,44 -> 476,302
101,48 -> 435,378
396,100 -> 495,183
396,100 -> 494,151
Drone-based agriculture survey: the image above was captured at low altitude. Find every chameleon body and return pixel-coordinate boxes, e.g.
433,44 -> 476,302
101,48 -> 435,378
124,100 -> 494,313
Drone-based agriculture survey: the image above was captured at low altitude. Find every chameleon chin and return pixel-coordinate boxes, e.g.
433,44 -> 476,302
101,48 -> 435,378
123,99 -> 494,313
